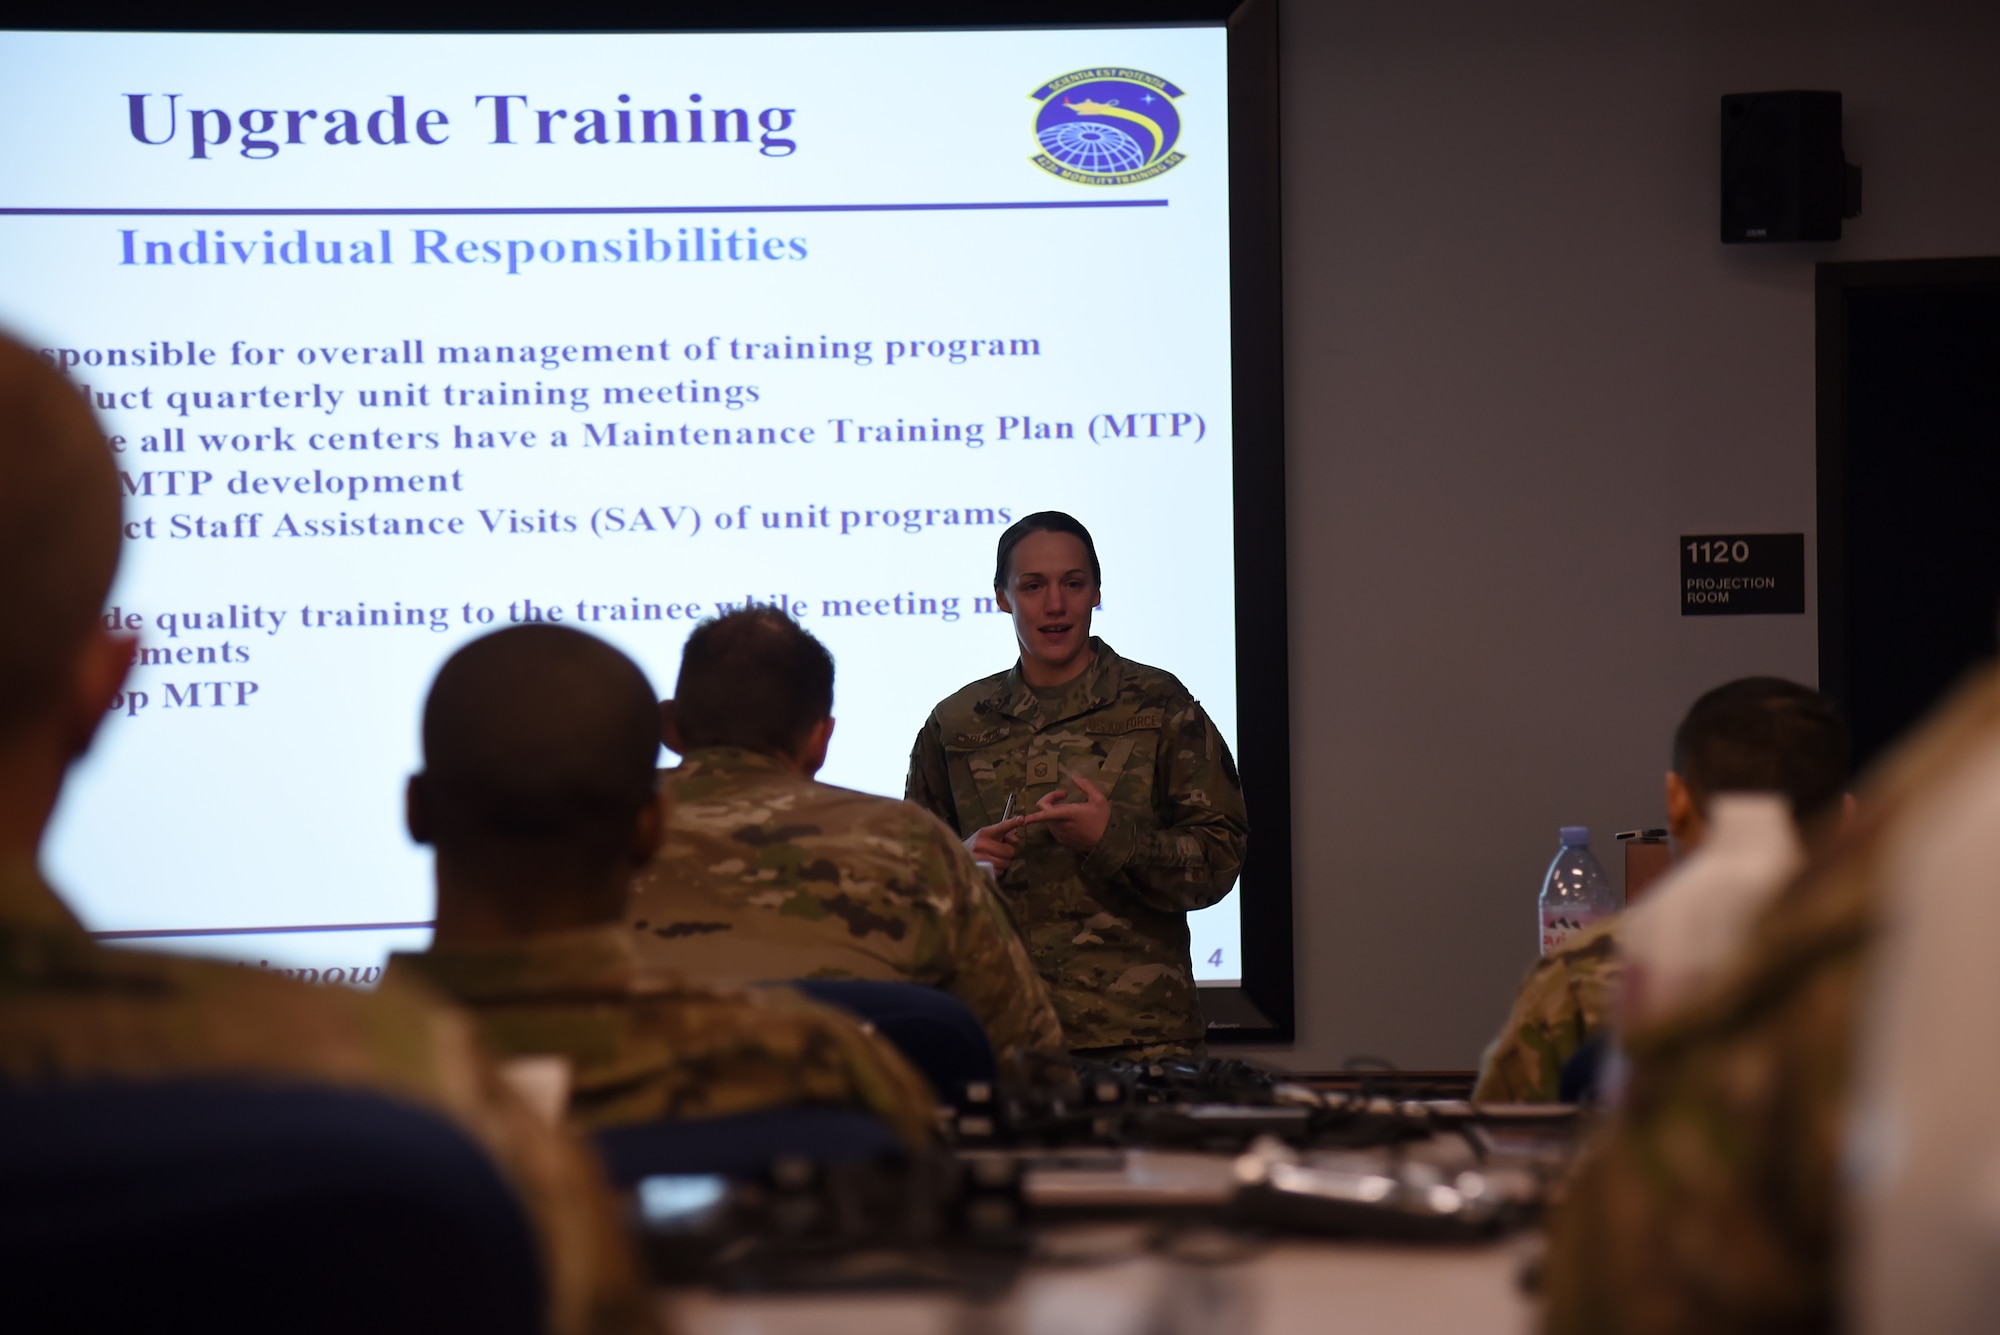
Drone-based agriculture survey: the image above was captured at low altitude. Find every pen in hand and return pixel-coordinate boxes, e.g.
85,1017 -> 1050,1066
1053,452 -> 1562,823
968,792 -> 1027,877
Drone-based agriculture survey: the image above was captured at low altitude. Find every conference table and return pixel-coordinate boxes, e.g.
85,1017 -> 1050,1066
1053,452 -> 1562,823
663,1237 -> 1537,1334
653,1072 -> 1558,1333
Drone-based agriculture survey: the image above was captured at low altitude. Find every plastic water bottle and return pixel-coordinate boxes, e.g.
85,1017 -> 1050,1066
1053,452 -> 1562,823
1539,826 -> 1619,955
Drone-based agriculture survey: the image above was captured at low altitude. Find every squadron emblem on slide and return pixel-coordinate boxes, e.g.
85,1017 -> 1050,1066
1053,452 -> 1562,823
1028,68 -> 1186,186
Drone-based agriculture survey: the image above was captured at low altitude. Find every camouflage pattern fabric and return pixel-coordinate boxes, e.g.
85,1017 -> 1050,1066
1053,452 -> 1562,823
626,747 -> 1071,1086
1473,916 -> 1624,1104
0,863 -> 658,1335
1073,1039 -> 1206,1065
906,638 -> 1249,1053
1542,667 -> 2000,1335
386,926 -> 939,1143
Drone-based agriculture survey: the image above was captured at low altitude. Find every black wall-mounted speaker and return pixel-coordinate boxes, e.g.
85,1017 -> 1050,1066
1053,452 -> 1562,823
1721,91 -> 1861,243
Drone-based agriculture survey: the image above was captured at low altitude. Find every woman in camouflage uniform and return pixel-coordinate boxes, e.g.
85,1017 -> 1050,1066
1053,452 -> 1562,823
905,512 -> 1249,1061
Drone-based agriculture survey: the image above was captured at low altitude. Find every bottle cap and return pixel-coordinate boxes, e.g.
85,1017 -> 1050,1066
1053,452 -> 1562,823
1559,825 -> 1590,848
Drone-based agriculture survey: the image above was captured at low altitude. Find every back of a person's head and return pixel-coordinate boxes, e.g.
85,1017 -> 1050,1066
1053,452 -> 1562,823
0,334 -> 121,746
420,625 -> 659,862
672,607 -> 834,756
1672,676 -> 1852,828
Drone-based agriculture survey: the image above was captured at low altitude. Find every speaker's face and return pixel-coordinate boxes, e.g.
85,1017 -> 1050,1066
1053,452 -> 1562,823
998,530 -> 1099,682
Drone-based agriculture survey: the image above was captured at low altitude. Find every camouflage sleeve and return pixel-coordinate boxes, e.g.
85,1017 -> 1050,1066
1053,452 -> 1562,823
523,976 -> 943,1146
1081,696 -> 1249,915
1541,942 -> 1863,1335
1472,958 -> 1583,1104
1471,928 -> 1619,1104
918,813 -> 1073,1085
905,717 -> 962,834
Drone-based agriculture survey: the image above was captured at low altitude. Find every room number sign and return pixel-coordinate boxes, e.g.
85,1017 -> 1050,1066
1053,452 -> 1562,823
1680,533 -> 1805,615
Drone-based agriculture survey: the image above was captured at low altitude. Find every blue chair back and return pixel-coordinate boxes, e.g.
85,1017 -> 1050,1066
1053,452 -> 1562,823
791,979 -> 997,1096
0,1078 -> 545,1335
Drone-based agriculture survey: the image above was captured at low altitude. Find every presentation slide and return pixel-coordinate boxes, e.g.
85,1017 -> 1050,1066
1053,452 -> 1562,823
0,26 -> 1243,986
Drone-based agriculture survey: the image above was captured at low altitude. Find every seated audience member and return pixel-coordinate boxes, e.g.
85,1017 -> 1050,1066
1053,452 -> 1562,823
385,624 -> 937,1143
627,607 -> 1071,1085
1849,682 -> 2000,1333
1538,672 -> 2000,1335
1474,677 -> 1851,1103
0,334 -> 656,1335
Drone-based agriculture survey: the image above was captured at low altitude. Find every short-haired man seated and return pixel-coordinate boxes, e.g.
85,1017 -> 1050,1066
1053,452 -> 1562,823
0,332 -> 657,1335
1542,671 -> 1990,1334
627,607 -> 1072,1086
1474,676 -> 1852,1103
384,624 -> 937,1144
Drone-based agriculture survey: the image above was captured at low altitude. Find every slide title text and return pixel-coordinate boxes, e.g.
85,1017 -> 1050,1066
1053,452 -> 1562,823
126,93 -> 799,161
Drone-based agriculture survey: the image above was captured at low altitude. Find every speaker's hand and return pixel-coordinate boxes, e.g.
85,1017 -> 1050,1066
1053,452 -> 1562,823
965,815 -> 1036,875
1031,771 -> 1112,853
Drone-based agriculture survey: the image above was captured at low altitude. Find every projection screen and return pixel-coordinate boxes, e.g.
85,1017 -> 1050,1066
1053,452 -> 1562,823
0,16 -> 1289,1031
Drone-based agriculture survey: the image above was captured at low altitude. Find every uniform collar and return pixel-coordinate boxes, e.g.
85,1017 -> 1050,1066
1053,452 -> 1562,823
673,746 -> 798,780
996,637 -> 1123,725
0,858 -> 88,936
389,924 -> 652,1004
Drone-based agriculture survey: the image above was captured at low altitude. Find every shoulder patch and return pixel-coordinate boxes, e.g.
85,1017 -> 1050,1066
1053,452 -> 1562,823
1085,711 -> 1165,735
934,668 -> 1017,731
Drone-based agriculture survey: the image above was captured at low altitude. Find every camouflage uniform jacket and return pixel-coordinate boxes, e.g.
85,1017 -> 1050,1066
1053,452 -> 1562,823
905,638 -> 1249,1053
626,747 -> 1070,1086
0,863 -> 658,1335
1473,916 -> 1624,1104
386,925 -> 938,1143
1542,670 -> 2000,1335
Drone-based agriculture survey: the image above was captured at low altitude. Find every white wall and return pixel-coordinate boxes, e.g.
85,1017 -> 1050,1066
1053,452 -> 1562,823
1250,0 -> 2000,1070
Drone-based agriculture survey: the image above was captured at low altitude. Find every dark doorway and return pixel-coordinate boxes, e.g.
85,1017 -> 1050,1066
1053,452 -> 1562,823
1819,258 -> 2000,769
